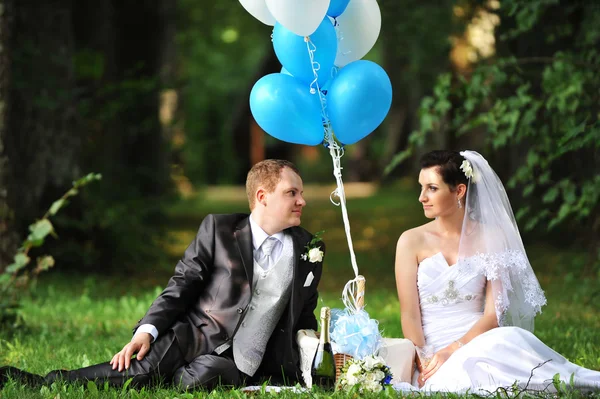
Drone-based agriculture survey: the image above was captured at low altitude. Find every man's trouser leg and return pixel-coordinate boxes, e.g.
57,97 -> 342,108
173,347 -> 244,391
45,330 -> 185,388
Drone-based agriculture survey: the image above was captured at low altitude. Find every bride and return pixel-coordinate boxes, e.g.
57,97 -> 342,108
394,150 -> 599,393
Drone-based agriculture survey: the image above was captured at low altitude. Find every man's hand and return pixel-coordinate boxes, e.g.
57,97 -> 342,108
110,333 -> 152,372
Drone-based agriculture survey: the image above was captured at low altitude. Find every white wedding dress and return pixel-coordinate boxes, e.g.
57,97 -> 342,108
393,252 -> 600,394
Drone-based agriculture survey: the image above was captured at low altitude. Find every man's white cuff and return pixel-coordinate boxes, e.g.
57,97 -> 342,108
134,324 -> 158,343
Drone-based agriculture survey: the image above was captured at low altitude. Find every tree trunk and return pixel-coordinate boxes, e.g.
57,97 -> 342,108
0,0 -> 18,270
6,0 -> 80,232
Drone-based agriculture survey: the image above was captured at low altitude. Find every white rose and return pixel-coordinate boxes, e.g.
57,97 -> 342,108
363,356 -> 376,370
364,381 -> 383,393
347,363 -> 361,378
372,370 -> 385,382
374,356 -> 385,367
308,247 -> 324,263
363,355 -> 385,370
346,375 -> 358,385
364,371 -> 377,382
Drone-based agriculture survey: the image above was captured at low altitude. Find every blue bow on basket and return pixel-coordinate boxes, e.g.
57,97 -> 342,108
330,276 -> 383,359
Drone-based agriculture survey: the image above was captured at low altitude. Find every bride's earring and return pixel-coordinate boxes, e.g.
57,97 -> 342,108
457,198 -> 462,209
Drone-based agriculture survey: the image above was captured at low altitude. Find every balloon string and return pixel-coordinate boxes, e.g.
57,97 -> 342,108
305,37 -> 360,280
305,37 -> 320,94
332,18 -> 351,58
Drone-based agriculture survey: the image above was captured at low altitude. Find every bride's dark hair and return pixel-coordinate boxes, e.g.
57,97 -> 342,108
420,150 -> 468,191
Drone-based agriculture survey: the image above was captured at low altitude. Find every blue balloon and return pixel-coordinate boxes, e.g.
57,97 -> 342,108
320,65 -> 339,94
250,73 -> 324,146
327,0 -> 350,17
280,66 -> 291,76
327,60 -> 392,145
272,17 -> 337,87
282,65 -> 338,95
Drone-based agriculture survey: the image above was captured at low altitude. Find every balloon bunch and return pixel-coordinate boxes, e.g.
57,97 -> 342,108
242,2 -> 391,338
242,0 -> 392,146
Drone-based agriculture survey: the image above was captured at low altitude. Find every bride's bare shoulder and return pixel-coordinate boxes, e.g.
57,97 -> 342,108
396,222 -> 435,251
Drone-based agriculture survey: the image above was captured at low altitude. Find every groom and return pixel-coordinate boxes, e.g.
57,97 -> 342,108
1,159 -> 325,390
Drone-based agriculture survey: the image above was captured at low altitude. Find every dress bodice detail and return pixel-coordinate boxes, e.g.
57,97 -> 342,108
417,252 -> 487,352
425,279 -> 477,305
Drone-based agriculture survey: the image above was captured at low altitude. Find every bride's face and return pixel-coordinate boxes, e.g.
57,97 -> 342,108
418,167 -> 460,218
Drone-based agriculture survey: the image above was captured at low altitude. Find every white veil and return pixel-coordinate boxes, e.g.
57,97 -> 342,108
458,150 -> 546,331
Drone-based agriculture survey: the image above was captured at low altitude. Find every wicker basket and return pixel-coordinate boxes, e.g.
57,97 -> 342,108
334,353 -> 354,382
333,276 -> 365,384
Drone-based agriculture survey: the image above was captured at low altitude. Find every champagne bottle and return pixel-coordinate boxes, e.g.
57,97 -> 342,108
311,307 -> 336,389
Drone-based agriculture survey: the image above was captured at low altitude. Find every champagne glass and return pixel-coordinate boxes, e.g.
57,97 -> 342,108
417,344 -> 434,369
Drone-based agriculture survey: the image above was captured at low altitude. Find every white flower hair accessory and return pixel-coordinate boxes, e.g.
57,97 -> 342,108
300,230 -> 324,263
460,159 -> 474,179
460,159 -> 480,182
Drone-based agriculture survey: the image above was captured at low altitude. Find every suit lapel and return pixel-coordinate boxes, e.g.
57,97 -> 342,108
234,217 -> 254,285
288,227 -> 308,326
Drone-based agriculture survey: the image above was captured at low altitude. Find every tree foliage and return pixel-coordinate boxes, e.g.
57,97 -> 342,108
2,1 -> 173,273
177,0 -> 275,184
387,0 -> 600,268
0,173 -> 100,326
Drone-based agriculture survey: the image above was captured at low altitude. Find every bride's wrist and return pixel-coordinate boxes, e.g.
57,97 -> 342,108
453,339 -> 465,351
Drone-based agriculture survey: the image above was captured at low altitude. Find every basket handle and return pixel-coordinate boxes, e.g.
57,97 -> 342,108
356,275 -> 365,309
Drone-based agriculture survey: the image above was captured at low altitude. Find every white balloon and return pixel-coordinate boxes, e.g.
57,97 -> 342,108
239,0 -> 276,26
334,0 -> 381,67
266,0 -> 330,37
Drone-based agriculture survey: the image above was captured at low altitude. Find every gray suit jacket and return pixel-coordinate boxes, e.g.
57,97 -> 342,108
134,213 -> 324,382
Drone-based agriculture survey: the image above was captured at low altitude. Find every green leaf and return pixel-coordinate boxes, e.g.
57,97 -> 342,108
522,184 -> 535,198
121,377 -> 133,393
526,151 -> 540,167
543,187 -> 559,203
562,181 -> 576,204
384,147 -> 413,176
6,253 -> 30,273
538,171 -> 551,185
0,274 -> 11,286
35,256 -> 55,273
524,216 -> 539,231
86,381 -> 98,395
515,206 -> 530,221
73,172 -> 102,188
28,219 -> 54,241
49,199 -> 66,216
552,372 -> 561,392
25,237 -> 44,248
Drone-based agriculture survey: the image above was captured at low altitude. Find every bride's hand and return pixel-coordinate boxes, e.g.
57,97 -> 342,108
420,346 -> 453,383
415,355 -> 426,387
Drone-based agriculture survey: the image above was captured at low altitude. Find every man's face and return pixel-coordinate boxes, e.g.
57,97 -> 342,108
262,167 -> 306,231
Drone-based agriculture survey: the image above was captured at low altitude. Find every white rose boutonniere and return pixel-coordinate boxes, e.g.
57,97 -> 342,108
300,230 -> 324,263
308,247 -> 323,263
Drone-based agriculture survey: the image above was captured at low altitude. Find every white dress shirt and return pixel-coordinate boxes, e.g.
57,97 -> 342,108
135,214 -> 285,343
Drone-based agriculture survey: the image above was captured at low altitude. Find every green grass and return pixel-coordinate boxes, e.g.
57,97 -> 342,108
1,183 -> 599,398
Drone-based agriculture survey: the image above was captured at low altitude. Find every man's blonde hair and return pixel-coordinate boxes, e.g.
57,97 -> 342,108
246,159 -> 300,210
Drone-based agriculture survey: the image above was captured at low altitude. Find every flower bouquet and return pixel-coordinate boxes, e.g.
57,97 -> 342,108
337,354 -> 393,393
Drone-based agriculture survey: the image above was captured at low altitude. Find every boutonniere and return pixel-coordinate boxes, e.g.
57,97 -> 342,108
300,230 -> 324,263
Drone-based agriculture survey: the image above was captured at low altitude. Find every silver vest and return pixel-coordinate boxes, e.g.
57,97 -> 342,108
232,233 -> 294,376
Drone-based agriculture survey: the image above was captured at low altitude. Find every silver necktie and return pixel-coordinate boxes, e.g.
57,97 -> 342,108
257,237 -> 277,270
